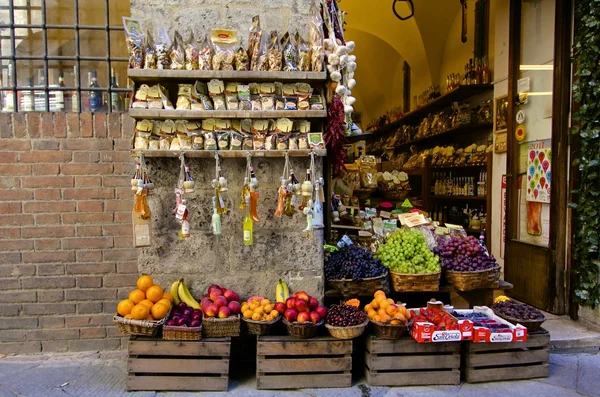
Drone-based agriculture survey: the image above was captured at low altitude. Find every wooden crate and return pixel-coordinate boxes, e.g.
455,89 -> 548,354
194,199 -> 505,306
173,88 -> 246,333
365,335 -> 461,386
127,336 -> 231,392
462,329 -> 550,383
256,335 -> 352,390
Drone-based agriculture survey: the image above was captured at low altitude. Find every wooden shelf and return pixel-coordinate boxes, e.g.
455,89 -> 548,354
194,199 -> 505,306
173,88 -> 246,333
394,124 -> 493,150
346,133 -> 373,143
372,84 -> 493,134
428,195 -> 486,201
127,69 -> 328,83
131,149 -> 327,158
129,109 -> 327,120
430,163 -> 487,170
330,224 -> 362,230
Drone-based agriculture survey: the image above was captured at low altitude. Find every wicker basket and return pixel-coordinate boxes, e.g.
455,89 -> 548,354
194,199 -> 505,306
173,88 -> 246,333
242,316 -> 281,336
162,324 -> 203,340
390,271 -> 440,292
370,319 -> 407,340
353,188 -> 374,200
444,266 -> 501,291
493,310 -> 546,332
327,272 -> 390,298
325,320 -> 369,340
282,318 -> 324,339
113,312 -> 170,337
382,190 -> 409,201
202,315 -> 240,338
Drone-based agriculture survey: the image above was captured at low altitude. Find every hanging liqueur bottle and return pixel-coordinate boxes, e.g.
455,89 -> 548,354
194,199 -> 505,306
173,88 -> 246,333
312,180 -> 324,228
131,162 -> 143,192
212,197 -> 222,236
300,169 -> 312,210
88,70 -> 101,112
179,199 -> 190,239
110,68 -> 121,112
289,169 -> 301,208
482,55 -> 492,84
243,196 -> 253,246
183,164 -> 195,193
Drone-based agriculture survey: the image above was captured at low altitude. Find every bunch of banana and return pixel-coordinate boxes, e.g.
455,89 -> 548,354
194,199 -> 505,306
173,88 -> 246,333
169,278 -> 201,309
275,279 -> 290,303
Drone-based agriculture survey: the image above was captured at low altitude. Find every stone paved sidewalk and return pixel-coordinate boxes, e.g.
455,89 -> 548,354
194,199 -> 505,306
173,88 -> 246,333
0,350 -> 599,397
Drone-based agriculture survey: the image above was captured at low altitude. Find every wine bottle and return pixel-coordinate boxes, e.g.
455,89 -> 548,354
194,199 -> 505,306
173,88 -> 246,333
243,196 -> 253,246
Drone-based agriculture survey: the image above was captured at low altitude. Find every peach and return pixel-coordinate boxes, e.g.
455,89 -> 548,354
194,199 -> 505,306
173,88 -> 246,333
218,306 -> 231,318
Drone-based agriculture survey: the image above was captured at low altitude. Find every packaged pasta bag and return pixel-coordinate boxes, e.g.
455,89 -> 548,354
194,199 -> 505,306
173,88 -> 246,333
265,132 -> 277,150
176,84 -> 192,110
211,29 -> 237,71
237,85 -> 251,110
204,131 -> 217,150
281,32 -> 297,72
230,131 -> 243,150
242,133 -> 253,150
170,31 -> 185,70
234,46 -> 249,71
155,26 -> 171,70
216,130 -> 230,150
296,33 -> 310,72
191,81 -> 213,110
360,155 -> 378,189
248,16 -> 263,70
267,31 -> 282,71
143,31 -> 156,69
123,17 -> 144,69
184,30 -> 199,70
225,93 -> 239,110
148,136 -> 160,150
198,35 -> 213,70
309,0 -> 324,72
134,120 -> 153,150
289,133 -> 299,150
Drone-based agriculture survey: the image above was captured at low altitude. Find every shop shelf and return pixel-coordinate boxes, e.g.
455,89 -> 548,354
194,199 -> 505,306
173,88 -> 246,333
127,69 -> 328,83
428,195 -> 486,201
430,163 -> 487,170
394,123 -> 493,150
131,149 -> 327,158
129,109 -> 327,120
330,224 -> 362,230
346,133 -> 373,143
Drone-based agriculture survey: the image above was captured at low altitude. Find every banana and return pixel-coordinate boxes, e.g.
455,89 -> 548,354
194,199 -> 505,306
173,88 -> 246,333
276,280 -> 285,303
281,279 -> 290,301
178,281 -> 201,309
170,279 -> 182,305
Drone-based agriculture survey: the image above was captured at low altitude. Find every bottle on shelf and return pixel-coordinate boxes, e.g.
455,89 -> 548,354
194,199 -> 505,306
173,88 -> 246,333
21,77 -> 34,112
475,57 -> 482,84
110,68 -> 121,112
34,69 -> 46,112
243,196 -> 253,246
469,58 -> 477,85
468,177 -> 475,196
71,66 -> 79,112
431,173 -> 436,194
89,70 -> 101,112
2,64 -> 14,112
50,71 -> 65,112
446,172 -> 454,196
482,55 -> 492,84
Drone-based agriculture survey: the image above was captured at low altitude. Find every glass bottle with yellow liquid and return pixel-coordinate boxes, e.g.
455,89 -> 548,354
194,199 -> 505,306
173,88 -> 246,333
243,196 -> 253,246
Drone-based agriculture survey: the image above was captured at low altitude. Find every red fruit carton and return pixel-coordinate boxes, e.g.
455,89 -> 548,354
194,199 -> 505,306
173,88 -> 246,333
453,306 -> 528,343
409,300 -> 474,343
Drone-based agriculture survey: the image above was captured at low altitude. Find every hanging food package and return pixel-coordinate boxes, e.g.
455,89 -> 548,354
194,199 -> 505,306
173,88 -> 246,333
234,46 -> 249,71
198,35 -> 213,70
176,84 -> 192,110
123,17 -> 144,69
360,155 -> 378,189
210,29 -> 237,71
191,81 -> 214,110
170,31 -> 185,70
155,26 -> 171,70
296,33 -> 310,72
184,30 -> 199,70
248,15 -> 263,70
143,31 -> 156,69
309,0 -> 324,72
281,32 -> 297,72
133,188 -> 152,247
267,31 -> 282,71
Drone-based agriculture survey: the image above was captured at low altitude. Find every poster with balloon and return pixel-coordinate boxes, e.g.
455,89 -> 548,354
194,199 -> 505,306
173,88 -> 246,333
526,140 -> 551,203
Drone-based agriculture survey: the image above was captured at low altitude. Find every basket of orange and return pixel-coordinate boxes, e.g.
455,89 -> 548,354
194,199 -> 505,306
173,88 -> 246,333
113,275 -> 173,337
241,297 -> 283,336
365,290 -> 410,340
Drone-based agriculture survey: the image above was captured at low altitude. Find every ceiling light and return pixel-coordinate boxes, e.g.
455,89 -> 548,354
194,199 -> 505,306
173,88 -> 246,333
520,65 -> 554,71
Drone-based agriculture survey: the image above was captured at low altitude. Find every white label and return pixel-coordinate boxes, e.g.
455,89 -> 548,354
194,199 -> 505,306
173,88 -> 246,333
243,230 -> 251,241
516,110 -> 526,124
181,220 -> 190,237
517,77 -> 530,94
175,204 -> 187,221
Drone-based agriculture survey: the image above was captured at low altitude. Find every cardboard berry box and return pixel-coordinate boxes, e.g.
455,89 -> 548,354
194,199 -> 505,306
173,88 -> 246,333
451,306 -> 528,343
409,301 -> 475,343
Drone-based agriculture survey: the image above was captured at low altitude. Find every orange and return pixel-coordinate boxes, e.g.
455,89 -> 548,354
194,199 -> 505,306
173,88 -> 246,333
157,298 -> 172,308
374,290 -> 386,300
379,314 -> 390,322
264,304 -> 274,314
254,307 -> 264,315
265,315 -> 274,321
125,314 -> 134,319
367,309 -> 377,319
146,314 -> 155,321
270,310 -> 279,317
364,304 -> 373,312
378,307 -> 387,316
373,315 -> 381,323
371,300 -> 379,310
137,275 -> 154,291
393,312 -> 406,321
386,298 -> 395,304
161,291 -> 174,303
261,299 -> 271,307
131,304 -> 149,320
243,310 -> 253,319
252,312 -> 262,321
129,289 -> 146,305
376,295 -> 387,304
151,302 -> 169,320
390,320 -> 400,325
386,305 -> 397,316
249,303 -> 259,311
146,285 -> 164,303
139,299 -> 154,310
117,299 -> 135,316
380,300 -> 389,310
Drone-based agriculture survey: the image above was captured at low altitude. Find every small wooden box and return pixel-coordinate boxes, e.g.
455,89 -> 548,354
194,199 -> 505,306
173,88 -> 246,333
462,328 -> 550,383
256,335 -> 352,390
127,336 -> 231,392
365,335 -> 461,386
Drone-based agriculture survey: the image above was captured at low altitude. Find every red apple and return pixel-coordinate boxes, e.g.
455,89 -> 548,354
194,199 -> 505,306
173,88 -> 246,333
309,312 -> 321,323
294,299 -> 308,313
218,306 -> 231,318
286,297 -> 296,309
294,291 -> 309,302
209,289 -> 223,301
308,297 -> 318,311
201,297 -> 212,308
315,306 -> 327,319
223,290 -> 236,302
274,302 -> 286,314
297,311 -> 311,323
204,303 -> 218,317
233,292 -> 240,302
284,308 -> 298,322
228,301 -> 241,315
214,296 -> 227,308
208,284 -> 222,294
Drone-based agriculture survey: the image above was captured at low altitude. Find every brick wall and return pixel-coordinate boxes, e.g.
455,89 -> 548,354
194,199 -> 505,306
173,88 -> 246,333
0,112 -> 135,354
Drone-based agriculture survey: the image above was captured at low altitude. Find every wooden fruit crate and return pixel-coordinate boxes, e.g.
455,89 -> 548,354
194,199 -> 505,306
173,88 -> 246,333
462,328 -> 550,383
256,335 -> 352,389
365,335 -> 461,386
127,336 -> 231,392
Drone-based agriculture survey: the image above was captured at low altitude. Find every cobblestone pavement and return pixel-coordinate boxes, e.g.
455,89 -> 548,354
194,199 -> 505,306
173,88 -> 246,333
0,350 -> 599,397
